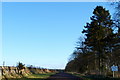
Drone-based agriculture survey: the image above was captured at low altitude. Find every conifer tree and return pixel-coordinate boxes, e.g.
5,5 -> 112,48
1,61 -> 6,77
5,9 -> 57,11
82,6 -> 114,74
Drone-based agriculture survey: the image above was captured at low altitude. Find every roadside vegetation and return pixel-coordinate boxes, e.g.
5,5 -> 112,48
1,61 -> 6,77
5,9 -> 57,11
65,2 -> 120,78
2,72 -> 56,80
25,72 -> 56,79
2,71 -> 56,80
1,62 -> 57,80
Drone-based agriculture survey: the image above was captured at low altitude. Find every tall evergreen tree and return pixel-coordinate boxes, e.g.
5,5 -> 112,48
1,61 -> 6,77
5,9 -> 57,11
82,6 -> 114,74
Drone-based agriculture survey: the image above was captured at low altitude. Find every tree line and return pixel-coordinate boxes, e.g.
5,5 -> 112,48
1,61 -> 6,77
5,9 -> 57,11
65,3 -> 120,76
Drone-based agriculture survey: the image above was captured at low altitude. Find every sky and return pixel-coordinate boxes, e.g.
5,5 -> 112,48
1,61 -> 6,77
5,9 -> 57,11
2,2 -> 114,69
0,2 -> 2,64
2,0 -> 120,2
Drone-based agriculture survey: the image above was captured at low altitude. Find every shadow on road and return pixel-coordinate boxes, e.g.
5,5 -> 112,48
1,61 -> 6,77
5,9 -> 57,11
46,72 -> 82,80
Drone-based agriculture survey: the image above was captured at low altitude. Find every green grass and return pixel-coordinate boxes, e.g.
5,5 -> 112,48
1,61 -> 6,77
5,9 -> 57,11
25,72 -> 56,78
2,72 -> 56,80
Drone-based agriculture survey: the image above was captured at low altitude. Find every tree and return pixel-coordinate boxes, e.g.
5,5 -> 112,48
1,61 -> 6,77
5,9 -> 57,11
17,62 -> 25,74
112,2 -> 120,68
82,6 -> 114,74
65,6 -> 116,76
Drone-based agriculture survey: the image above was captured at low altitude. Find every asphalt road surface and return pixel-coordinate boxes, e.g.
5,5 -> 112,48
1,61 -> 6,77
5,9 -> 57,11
47,72 -> 83,80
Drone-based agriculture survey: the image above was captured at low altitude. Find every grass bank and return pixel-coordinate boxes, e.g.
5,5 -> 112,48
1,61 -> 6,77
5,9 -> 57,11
2,72 -> 56,80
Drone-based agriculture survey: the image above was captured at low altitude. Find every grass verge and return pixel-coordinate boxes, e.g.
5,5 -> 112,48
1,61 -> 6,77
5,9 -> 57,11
2,72 -> 56,80
25,72 -> 56,78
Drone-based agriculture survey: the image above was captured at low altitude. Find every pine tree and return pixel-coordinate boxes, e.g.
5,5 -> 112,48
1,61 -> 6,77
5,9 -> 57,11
82,6 -> 114,74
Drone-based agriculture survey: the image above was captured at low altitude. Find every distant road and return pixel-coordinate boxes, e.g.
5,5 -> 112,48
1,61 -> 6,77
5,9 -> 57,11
47,72 -> 83,80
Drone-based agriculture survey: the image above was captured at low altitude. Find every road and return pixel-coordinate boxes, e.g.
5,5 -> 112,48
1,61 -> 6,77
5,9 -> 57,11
46,72 -> 83,80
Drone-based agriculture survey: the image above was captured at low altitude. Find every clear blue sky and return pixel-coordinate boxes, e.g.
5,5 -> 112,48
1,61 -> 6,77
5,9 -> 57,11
2,2 -> 114,69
